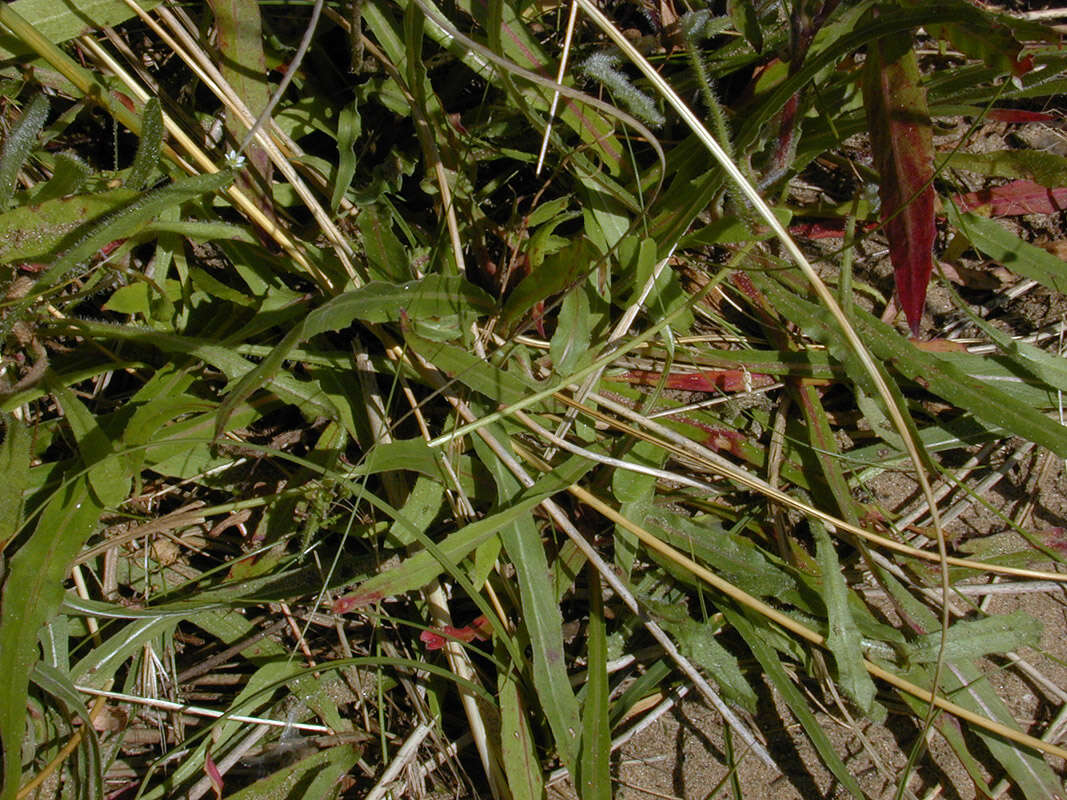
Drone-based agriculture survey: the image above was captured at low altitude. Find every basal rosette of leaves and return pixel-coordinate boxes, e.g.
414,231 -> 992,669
0,1 -> 1066,799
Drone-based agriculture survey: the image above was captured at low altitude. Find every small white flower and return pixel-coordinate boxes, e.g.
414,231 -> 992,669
224,149 -> 247,170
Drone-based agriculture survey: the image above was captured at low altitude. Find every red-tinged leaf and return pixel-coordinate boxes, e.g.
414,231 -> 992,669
790,220 -> 879,240
420,615 -> 493,650
205,749 -> 224,800
1034,527 -> 1067,558
704,428 -> 745,456
332,591 -> 382,614
985,109 -> 1055,124
862,28 -> 936,335
420,630 -> 449,650
610,368 -> 775,393
955,180 -> 1067,217
791,220 -> 846,239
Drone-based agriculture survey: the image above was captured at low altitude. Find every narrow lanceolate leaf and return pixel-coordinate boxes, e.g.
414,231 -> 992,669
813,521 -> 876,713
0,93 -> 48,207
126,97 -> 163,191
0,478 -> 103,800
475,435 -> 582,771
905,610 -> 1041,665
862,28 -> 935,335
0,414 -> 29,549
500,672 -> 544,800
208,0 -> 272,188
578,569 -> 610,800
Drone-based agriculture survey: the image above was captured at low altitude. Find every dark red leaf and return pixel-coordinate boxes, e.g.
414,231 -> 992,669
955,180 -> 1067,216
985,108 -> 1055,124
789,220 -> 879,240
862,30 -> 936,335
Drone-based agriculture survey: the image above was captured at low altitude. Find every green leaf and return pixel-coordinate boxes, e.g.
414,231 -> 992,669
679,208 -> 792,248
726,606 -> 866,800
909,0 -> 1041,77
332,101 -> 361,212
501,238 -> 595,331
208,0 -> 271,183
338,454 -> 592,608
475,433 -> 582,770
103,281 -> 152,315
644,598 -> 756,713
948,206 -> 1067,295
639,502 -> 794,597
0,188 -> 139,265
30,663 -> 103,800
48,379 -> 130,508
0,93 -> 47,207
38,169 -> 235,291
214,275 -> 494,437
357,205 -> 409,282
500,673 -> 544,800
227,746 -> 361,800
813,520 -> 876,712
877,573 -> 1061,800
32,152 -> 91,203
52,319 -> 334,423
0,478 -> 103,800
0,0 -> 164,59
755,272 -> 1067,457
311,275 -> 495,333
350,439 -> 443,480
402,327 -> 542,405
0,414 -> 29,549
728,0 -> 763,53
126,97 -> 163,190
906,610 -> 1041,664
944,149 -> 1067,188
450,0 -> 626,175
578,570 -> 610,800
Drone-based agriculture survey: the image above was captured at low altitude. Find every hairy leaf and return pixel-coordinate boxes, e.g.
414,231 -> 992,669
814,521 -> 876,712
906,610 -> 1041,664
947,205 -> 1067,294
126,97 -> 163,190
0,93 -> 48,207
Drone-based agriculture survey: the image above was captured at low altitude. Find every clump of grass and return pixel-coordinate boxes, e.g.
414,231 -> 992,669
1,1 -> 1067,799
